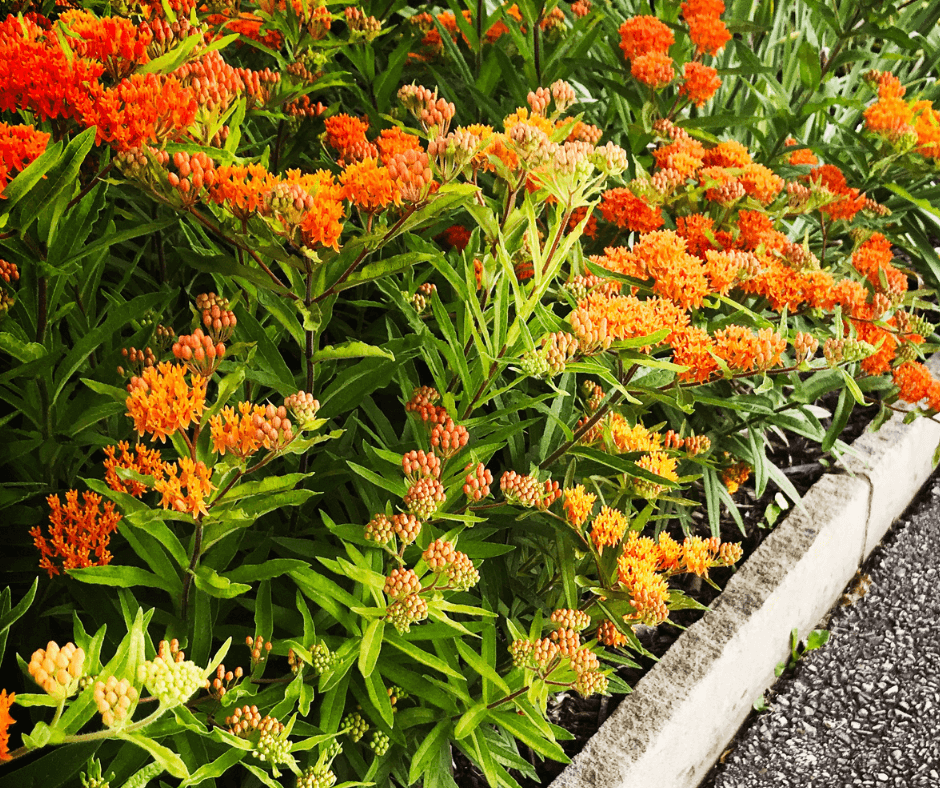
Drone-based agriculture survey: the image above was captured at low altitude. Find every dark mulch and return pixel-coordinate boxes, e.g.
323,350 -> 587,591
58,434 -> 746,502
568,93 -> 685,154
453,392 -> 878,788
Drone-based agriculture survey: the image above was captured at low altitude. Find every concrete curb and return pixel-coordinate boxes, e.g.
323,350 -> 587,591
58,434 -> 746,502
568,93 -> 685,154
550,355 -> 940,788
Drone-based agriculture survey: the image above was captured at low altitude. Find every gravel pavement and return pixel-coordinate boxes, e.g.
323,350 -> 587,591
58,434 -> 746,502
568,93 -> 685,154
702,475 -> 940,787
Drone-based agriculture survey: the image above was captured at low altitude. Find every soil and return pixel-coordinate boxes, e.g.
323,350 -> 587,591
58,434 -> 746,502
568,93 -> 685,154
452,392 -> 880,788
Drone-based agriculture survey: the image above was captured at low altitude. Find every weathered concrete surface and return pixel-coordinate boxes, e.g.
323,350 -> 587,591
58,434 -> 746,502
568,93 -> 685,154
550,367 -> 940,788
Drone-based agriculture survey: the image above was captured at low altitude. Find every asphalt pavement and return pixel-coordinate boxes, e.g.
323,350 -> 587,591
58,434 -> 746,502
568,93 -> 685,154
701,472 -> 940,787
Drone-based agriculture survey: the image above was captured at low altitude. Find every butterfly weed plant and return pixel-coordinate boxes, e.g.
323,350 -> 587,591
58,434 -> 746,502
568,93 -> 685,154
1,0 -> 940,786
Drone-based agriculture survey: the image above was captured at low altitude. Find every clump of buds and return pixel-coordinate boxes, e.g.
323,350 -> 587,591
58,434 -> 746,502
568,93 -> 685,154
384,568 -> 422,599
93,675 -> 138,728
520,331 -> 580,378
793,331 -> 819,364
422,538 -> 456,570
195,292 -> 237,342
721,461 -> 752,495
591,141 -> 629,176
895,310 -> 935,341
247,635 -> 273,666
527,86 -> 551,116
402,449 -> 441,483
441,551 -> 479,592
404,476 -> 446,520
365,513 -> 394,544
369,730 -> 390,756
430,418 -> 469,458
285,390 -> 321,428
596,620 -> 629,648
398,84 -> 456,135
309,643 -> 336,674
392,512 -> 421,544
205,663 -> 243,698
153,323 -> 175,350
173,329 -> 225,377
226,704 -> 288,767
500,470 -> 562,510
550,608 -> 592,632
342,710 -> 369,742
823,337 -> 874,367
29,641 -> 85,698
117,346 -> 156,377
0,259 -> 18,284
405,385 -> 448,424
463,462 -> 493,501
550,627 -> 581,656
388,684 -> 409,712
298,765 -> 337,788
386,593 -> 429,633
0,292 -> 13,320
138,640 -> 205,708
387,149 -> 435,202
167,151 -> 216,206
345,6 -> 381,39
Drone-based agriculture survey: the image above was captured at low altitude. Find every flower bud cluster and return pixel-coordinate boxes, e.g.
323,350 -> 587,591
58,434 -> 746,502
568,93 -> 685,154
550,608 -> 592,632
263,181 -> 315,233
226,705 -> 284,739
172,329 -> 226,377
138,645 -> 204,708
285,390 -> 321,428
402,449 -> 441,483
463,462 -> 493,501
384,568 -> 422,599
196,292 -> 237,342
387,149 -> 435,202
596,620 -> 629,648
793,331 -> 819,363
342,710 -> 369,742
344,6 -> 382,39
93,675 -> 138,728
500,470 -> 562,510
428,130 -> 479,180
154,323 -> 175,349
429,418 -> 469,458
443,551 -> 479,591
0,259 -> 18,284
527,86 -> 551,116
365,513 -> 394,544
591,142 -> 629,176
405,385 -> 448,424
823,337 -> 874,367
205,663 -> 243,698
391,513 -> 421,544
562,274 -> 619,301
404,476 -> 446,520
29,641 -> 85,697
386,593 -> 428,633
895,310 -> 934,340
310,643 -> 336,674
422,538 -> 456,569
298,765 -> 337,788
661,430 -> 710,456
167,151 -> 216,205
254,728 -> 292,766
117,345 -> 156,378
520,331 -> 580,378
369,730 -> 390,756
550,627 -> 581,656
0,292 -> 13,320
398,84 -> 456,135
247,635 -> 273,665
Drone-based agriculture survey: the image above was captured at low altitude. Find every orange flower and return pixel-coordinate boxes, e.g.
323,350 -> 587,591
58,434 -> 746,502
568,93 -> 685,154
863,95 -> 914,141
893,362 -> 934,404
440,224 -> 472,251
590,506 -> 628,554
569,291 -> 689,351
713,325 -> 786,372
739,163 -> 784,204
209,163 -> 278,221
0,690 -> 14,761
607,415 -> 662,453
680,62 -> 721,107
376,127 -> 423,165
676,213 -> 717,257
806,164 -> 866,222
340,158 -> 400,213
103,441 -> 166,497
702,140 -> 752,169
324,114 -> 377,165
685,13 -> 731,56
0,122 -> 49,194
721,462 -> 750,494
598,188 -> 664,233
787,146 -> 818,166
852,233 -> 907,294
912,100 -> 940,159
631,51 -> 674,88
563,485 -> 597,527
681,0 -> 726,16
635,451 -> 679,498
292,169 -> 345,250
671,325 -> 719,383
703,249 -> 741,294
618,15 -> 674,61
126,362 -> 207,443
30,491 -> 122,578
60,10 -> 151,80
210,401 -> 294,459
736,209 -> 785,251
153,457 -> 214,517
632,230 -> 710,309
855,320 -> 897,376
653,135 -> 705,178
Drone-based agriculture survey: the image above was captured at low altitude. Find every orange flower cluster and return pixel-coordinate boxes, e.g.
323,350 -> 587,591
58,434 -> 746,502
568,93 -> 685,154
563,485 -> 597,527
569,291 -> 689,352
209,164 -> 278,221
721,461 -> 751,494
597,188 -> 664,233
785,137 -> 818,166
805,164 -> 866,222
154,458 -> 214,517
590,506 -> 628,554
617,15 -> 673,61
377,127 -> 423,164
713,325 -> 787,373
340,158 -> 401,213
0,122 -> 49,194
680,0 -> 731,56
892,362 -> 940,411
852,233 -> 907,295
680,62 -> 722,106
324,114 -> 378,165
632,230 -> 711,309
31,491 -> 122,578
103,441 -> 166,497
60,10 -> 151,81
126,362 -> 207,443
0,690 -> 13,761
210,402 -> 295,459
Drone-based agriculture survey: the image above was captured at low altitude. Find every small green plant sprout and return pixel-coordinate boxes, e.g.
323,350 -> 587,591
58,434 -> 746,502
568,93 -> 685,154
79,757 -> 114,788
775,628 -> 831,677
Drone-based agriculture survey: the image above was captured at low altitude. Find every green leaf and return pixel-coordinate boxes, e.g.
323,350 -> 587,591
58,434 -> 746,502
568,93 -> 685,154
226,559 -> 310,583
491,710 -> 569,763
0,333 -> 46,363
358,618 -> 384,679
0,577 -> 37,664
314,341 -> 395,362
120,762 -> 165,788
408,720 -> 451,785
386,632 -> 465,680
822,387 -> 853,453
453,638 -> 511,695
193,565 -> 251,598
454,703 -> 489,740
67,565 -> 163,588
